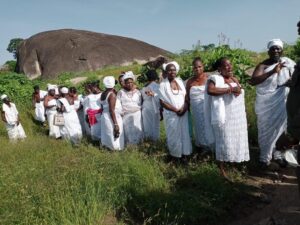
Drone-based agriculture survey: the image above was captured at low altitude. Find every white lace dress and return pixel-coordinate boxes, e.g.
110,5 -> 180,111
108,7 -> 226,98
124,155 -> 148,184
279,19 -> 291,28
117,89 -> 143,145
205,75 -> 249,162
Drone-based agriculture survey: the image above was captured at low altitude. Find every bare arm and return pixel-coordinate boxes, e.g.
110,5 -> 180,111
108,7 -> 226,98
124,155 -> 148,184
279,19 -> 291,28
1,111 -> 7,123
207,80 -> 230,96
108,92 -> 120,138
160,99 -> 179,113
249,62 -> 285,85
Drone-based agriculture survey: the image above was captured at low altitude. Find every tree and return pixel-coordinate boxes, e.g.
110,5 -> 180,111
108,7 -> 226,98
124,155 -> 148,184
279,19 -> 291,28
7,38 -> 24,59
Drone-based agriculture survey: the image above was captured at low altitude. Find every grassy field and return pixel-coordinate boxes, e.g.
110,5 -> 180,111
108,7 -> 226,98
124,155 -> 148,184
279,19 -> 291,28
0,58 -> 261,225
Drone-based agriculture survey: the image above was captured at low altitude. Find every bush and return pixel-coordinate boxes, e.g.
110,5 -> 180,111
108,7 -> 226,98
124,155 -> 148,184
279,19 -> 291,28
4,60 -> 17,71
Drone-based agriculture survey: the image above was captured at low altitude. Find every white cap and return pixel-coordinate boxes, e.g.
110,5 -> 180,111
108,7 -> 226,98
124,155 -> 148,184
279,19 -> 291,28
267,39 -> 283,49
162,61 -> 180,72
123,71 -> 135,81
103,76 -> 116,88
1,94 -> 8,100
60,87 -> 69,94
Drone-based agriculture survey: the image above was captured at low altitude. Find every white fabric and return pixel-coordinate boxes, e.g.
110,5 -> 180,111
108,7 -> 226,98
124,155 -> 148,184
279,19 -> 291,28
1,94 -> 7,100
189,85 -> 208,147
255,58 -> 295,163
2,103 -> 26,140
158,78 -> 192,157
162,61 -> 180,72
86,93 -> 102,141
267,38 -> 283,49
61,87 -> 68,94
117,89 -> 143,144
45,98 -> 61,138
123,71 -> 135,81
141,82 -> 160,141
103,76 -> 116,88
100,92 -> 124,150
34,90 -> 47,122
204,76 -> 249,162
58,98 -> 82,144
47,84 -> 56,90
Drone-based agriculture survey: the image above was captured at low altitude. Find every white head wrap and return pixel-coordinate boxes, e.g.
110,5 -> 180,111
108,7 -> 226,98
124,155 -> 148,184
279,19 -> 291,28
47,84 -> 56,91
103,76 -> 116,88
1,94 -> 8,100
267,39 -> 283,49
60,87 -> 69,94
123,71 -> 135,81
162,61 -> 180,72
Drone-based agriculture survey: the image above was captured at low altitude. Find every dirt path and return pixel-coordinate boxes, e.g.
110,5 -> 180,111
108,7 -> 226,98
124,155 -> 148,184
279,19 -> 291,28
229,168 -> 300,225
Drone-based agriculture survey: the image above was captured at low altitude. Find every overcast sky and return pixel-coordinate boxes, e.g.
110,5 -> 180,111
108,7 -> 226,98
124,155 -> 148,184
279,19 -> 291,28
1,0 -> 299,65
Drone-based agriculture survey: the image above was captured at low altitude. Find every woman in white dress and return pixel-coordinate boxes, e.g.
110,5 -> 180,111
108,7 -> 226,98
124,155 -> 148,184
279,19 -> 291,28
205,57 -> 249,177
117,71 -> 143,145
100,76 -> 124,150
44,85 -> 61,139
159,62 -> 192,160
86,81 -> 102,143
185,57 -> 209,149
141,70 -> 160,142
57,87 -> 82,145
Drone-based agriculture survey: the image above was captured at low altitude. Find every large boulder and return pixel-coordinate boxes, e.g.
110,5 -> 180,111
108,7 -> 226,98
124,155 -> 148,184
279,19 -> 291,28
16,29 -> 170,79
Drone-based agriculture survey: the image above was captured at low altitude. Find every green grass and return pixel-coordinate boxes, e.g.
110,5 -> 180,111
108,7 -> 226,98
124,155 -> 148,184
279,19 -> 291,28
0,60 -> 260,225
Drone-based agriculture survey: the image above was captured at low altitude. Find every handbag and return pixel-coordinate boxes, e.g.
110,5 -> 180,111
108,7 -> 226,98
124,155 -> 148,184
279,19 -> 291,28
53,113 -> 65,126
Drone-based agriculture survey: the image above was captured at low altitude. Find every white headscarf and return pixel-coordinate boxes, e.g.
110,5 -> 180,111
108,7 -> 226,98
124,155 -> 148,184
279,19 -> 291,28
47,84 -> 56,91
61,87 -> 69,94
103,76 -> 116,88
123,71 -> 135,81
1,94 -> 8,100
267,39 -> 283,49
162,61 -> 180,72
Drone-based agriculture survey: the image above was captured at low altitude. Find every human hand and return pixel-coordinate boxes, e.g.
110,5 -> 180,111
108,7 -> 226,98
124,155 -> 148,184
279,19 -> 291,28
232,86 -> 241,97
113,124 -> 120,138
273,62 -> 286,74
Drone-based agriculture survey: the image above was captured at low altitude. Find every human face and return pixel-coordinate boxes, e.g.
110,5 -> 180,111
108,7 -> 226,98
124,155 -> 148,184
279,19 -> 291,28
193,61 -> 204,76
268,46 -> 282,62
219,59 -> 233,78
124,78 -> 134,91
49,89 -> 55,96
34,88 -> 40,94
166,64 -> 177,80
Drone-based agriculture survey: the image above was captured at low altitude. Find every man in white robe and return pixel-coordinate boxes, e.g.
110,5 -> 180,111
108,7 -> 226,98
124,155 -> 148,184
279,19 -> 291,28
1,94 -> 26,141
250,39 -> 296,167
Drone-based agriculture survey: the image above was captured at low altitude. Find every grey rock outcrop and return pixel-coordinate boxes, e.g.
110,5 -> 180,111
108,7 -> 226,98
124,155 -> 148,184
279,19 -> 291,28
16,29 -> 170,79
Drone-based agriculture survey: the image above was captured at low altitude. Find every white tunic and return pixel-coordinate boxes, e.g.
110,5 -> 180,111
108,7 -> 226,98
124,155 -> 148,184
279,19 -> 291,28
141,82 -> 160,141
255,57 -> 296,163
58,98 -> 82,144
100,92 -> 124,150
34,90 -> 47,122
117,89 -> 143,145
74,95 -> 85,136
2,103 -> 26,140
86,93 -> 102,141
45,98 -> 61,138
189,85 -> 208,147
205,75 -> 249,162
158,78 -> 192,158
